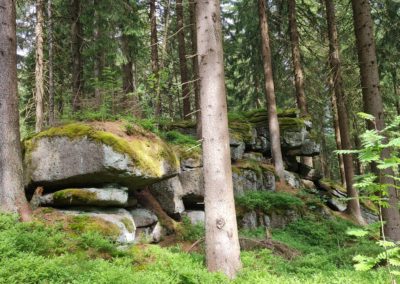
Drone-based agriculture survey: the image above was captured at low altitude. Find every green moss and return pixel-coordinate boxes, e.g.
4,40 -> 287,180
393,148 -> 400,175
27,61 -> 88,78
121,217 -> 135,233
159,120 -> 196,130
69,215 -> 121,238
53,189 -> 97,205
232,160 -> 276,178
229,121 -> 254,143
278,117 -> 306,132
24,123 -> 179,177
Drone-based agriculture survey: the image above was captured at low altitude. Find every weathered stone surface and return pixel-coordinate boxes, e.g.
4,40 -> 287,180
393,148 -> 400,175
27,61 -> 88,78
267,210 -> 300,229
40,187 -> 128,207
135,223 -> 166,244
181,157 -> 202,169
24,123 -> 180,190
281,129 -> 307,149
150,176 -> 185,215
130,208 -> 158,228
241,211 -> 258,230
284,171 -> 301,188
232,168 -> 275,196
179,168 -> 204,198
298,164 -> 322,181
184,210 -> 205,225
59,208 -> 136,244
230,142 -> 246,161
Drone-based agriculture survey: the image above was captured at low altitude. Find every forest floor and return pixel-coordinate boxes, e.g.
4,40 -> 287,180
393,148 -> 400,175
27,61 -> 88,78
0,213 -> 396,284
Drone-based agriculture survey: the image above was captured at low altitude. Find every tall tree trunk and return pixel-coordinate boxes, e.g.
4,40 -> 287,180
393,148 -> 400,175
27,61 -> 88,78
189,0 -> 201,138
177,0 -> 191,119
325,0 -> 364,224
0,0 -> 32,221
352,0 -> 400,239
196,0 -> 242,278
288,0 -> 307,117
150,0 -> 161,116
48,0 -> 55,126
331,94 -> 346,186
35,0 -> 45,133
288,0 -> 312,167
392,71 -> 400,116
71,0 -> 83,112
93,0 -> 102,107
257,0 -> 285,181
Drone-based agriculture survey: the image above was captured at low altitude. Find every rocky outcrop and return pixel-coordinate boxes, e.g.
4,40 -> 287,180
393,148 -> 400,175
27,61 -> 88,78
24,122 -> 180,190
40,186 -> 129,207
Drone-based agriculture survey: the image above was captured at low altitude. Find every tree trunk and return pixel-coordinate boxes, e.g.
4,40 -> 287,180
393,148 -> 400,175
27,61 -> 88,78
196,0 -> 242,278
352,0 -> 400,239
35,0 -> 45,133
93,0 -> 102,107
71,0 -> 83,112
288,0 -> 312,168
257,0 -> 285,181
331,93 -> 346,186
48,0 -> 55,126
189,0 -> 201,138
288,0 -> 307,117
325,0 -> 364,224
0,0 -> 32,221
177,0 -> 191,119
150,0 -> 161,116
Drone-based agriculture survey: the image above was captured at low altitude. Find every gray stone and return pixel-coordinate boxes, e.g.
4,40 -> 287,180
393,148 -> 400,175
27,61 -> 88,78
300,139 -> 321,156
282,129 -> 307,149
269,210 -> 300,229
184,210 -> 205,225
179,167 -> 204,199
181,157 -> 202,169
232,168 -> 276,196
242,152 -> 266,162
60,208 -> 136,244
253,136 -> 270,153
241,211 -> 258,230
230,142 -> 246,161
135,222 -> 166,244
130,208 -> 158,228
24,126 -> 179,190
284,171 -> 301,188
326,197 -> 347,212
150,176 -> 185,215
40,187 -> 128,207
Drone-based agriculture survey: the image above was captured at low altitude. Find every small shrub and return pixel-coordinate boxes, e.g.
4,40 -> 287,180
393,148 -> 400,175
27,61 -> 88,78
235,191 -> 304,214
178,216 -> 205,242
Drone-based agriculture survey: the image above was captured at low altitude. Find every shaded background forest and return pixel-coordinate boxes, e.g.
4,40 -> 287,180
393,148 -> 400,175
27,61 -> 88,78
16,0 -> 400,183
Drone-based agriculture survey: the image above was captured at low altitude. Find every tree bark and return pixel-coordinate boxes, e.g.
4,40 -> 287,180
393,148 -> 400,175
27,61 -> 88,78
0,0 -> 32,221
196,0 -> 242,278
93,0 -> 102,107
331,93 -> 346,186
257,0 -> 285,181
177,0 -> 191,119
71,0 -> 83,112
288,0 -> 312,168
189,0 -> 201,138
288,0 -> 307,117
325,0 -> 364,224
150,0 -> 161,116
352,0 -> 400,239
35,0 -> 45,133
48,0 -> 55,126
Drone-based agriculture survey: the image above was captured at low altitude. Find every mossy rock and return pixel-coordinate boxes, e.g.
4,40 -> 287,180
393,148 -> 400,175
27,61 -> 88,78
24,122 -> 180,190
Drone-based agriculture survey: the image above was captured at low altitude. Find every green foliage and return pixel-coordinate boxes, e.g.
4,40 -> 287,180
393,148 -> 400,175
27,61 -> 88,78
177,216 -> 205,242
162,131 -> 199,146
235,191 -> 304,214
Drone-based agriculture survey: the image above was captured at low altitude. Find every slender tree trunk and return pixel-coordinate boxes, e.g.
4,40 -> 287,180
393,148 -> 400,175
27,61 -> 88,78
160,0 -> 171,69
319,122 -> 331,179
93,0 -> 102,107
392,71 -> 400,116
150,0 -> 161,116
35,0 -> 45,132
71,0 -> 83,112
288,0 -> 307,117
352,0 -> 400,239
331,93 -> 346,186
189,0 -> 201,138
325,0 -> 364,224
177,0 -> 191,119
257,0 -> 285,181
288,0 -> 312,167
196,0 -> 242,278
48,0 -> 55,126
0,0 -> 32,221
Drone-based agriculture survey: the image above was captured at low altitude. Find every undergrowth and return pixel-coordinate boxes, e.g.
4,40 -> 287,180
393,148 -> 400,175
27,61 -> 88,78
0,214 -> 394,283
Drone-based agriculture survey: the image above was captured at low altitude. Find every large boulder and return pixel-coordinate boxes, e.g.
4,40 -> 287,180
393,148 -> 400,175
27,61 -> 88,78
24,122 -> 180,190
150,176 -> 185,215
35,208 -> 136,244
40,186 -> 128,207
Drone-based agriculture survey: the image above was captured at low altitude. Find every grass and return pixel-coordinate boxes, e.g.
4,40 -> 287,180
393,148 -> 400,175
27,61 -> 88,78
0,213 -> 394,283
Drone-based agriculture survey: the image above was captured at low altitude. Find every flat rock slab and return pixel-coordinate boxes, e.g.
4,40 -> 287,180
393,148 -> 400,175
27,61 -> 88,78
40,187 -> 128,207
130,208 -> 158,228
24,122 -> 180,190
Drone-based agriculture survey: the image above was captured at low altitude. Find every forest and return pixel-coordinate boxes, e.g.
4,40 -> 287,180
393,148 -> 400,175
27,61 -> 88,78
1,0 -> 400,283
